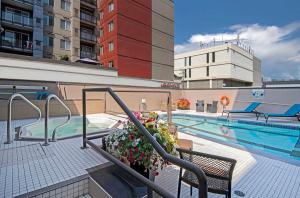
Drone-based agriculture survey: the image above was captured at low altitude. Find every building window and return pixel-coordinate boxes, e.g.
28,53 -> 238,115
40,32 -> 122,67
43,0 -> 54,6
43,15 -> 53,26
189,56 -> 191,66
108,41 -> 114,52
206,66 -> 209,77
212,52 -> 215,62
74,8 -> 79,17
108,60 -> 114,68
99,28 -> 104,37
36,18 -> 42,27
108,1 -> 114,12
184,69 -> 187,78
61,0 -> 71,11
184,57 -> 187,66
108,21 -> 114,32
60,39 -> 70,50
43,35 -> 53,47
189,69 -> 191,78
60,19 -> 71,30
99,45 -> 104,55
75,28 -> 79,37
206,53 -> 209,63
99,10 -> 104,20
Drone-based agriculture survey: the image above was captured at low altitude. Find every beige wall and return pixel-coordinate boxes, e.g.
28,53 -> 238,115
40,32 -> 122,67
151,0 -> 174,81
2,79 -> 300,121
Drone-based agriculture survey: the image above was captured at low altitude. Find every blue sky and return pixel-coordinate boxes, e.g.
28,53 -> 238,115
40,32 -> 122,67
174,0 -> 300,80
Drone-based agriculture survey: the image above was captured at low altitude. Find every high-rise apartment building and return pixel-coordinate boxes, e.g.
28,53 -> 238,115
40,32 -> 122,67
0,0 -> 43,58
99,0 -> 174,80
0,0 -> 174,80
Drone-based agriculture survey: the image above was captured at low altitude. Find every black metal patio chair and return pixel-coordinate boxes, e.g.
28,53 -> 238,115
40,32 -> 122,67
177,148 -> 237,198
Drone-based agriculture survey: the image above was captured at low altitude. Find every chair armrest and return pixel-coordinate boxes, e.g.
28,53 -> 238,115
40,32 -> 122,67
177,148 -> 237,180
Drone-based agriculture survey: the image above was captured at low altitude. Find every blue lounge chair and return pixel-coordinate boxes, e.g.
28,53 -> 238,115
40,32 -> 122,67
222,102 -> 261,119
263,104 -> 300,123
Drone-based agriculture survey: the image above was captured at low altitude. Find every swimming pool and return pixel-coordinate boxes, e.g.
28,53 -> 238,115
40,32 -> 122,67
167,114 -> 300,162
23,116 -> 117,139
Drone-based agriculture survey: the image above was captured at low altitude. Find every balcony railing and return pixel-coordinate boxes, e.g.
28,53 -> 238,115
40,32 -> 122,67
81,0 -> 97,6
11,0 -> 34,5
1,12 -> 33,27
80,32 -> 96,42
80,51 -> 97,60
80,12 -> 96,24
0,37 -> 33,52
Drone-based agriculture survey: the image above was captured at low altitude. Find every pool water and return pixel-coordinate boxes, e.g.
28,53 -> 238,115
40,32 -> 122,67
24,116 -> 116,138
167,114 -> 300,162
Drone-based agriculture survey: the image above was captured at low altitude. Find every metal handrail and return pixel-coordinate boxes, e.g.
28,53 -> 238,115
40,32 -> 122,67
82,88 -> 208,198
6,93 -> 41,144
44,94 -> 71,146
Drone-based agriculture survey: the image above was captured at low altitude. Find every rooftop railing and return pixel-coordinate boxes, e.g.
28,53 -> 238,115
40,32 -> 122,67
1,12 -> 33,27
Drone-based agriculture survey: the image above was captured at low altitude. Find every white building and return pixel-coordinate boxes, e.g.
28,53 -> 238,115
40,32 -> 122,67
174,42 -> 262,88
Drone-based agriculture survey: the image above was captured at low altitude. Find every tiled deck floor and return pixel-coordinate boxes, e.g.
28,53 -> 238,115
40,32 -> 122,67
155,132 -> 300,198
1,115 -> 300,198
0,119 -> 107,197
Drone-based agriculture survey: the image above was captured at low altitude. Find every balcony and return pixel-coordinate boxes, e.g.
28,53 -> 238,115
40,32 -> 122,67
80,51 -> 97,60
80,0 -> 97,8
1,12 -> 33,28
80,12 -> 97,24
13,0 -> 34,5
80,32 -> 97,43
0,36 -> 33,52
2,0 -> 34,9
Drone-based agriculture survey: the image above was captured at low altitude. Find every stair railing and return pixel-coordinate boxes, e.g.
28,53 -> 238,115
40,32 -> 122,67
82,88 -> 207,198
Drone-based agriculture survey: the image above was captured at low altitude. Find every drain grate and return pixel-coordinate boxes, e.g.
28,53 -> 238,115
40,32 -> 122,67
0,143 -> 52,167
234,190 -> 245,197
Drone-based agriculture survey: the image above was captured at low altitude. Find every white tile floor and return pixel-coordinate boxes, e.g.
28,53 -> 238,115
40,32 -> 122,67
1,113 -> 300,198
0,119 -> 107,197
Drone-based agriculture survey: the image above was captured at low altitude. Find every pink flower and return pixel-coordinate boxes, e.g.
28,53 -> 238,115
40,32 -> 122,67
132,112 -> 142,120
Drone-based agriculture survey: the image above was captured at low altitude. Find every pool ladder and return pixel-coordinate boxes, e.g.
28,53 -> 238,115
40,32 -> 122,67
6,93 -> 71,145
6,93 -> 42,144
43,94 -> 71,146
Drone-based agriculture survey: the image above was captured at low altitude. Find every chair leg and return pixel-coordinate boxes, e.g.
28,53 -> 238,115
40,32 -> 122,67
190,185 -> 192,196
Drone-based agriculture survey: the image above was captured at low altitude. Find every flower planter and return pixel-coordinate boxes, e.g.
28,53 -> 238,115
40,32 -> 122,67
104,112 -> 177,177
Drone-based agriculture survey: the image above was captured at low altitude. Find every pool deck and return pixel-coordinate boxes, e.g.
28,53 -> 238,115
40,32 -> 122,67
0,113 -> 300,197
156,132 -> 300,197
0,118 -> 109,197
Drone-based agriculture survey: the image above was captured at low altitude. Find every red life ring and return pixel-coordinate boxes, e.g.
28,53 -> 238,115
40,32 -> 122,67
220,96 -> 230,106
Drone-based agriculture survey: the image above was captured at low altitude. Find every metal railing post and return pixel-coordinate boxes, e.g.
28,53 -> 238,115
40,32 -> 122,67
43,98 -> 50,146
6,98 -> 13,144
82,90 -> 87,148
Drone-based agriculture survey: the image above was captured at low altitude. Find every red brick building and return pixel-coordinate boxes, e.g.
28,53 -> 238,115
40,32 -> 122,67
98,0 -> 174,80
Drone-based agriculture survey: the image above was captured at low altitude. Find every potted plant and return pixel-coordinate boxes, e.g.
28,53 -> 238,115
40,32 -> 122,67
177,98 -> 191,110
104,112 -> 177,177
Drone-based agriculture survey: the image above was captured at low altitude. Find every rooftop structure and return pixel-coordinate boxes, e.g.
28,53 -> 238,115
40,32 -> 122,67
174,42 -> 262,89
